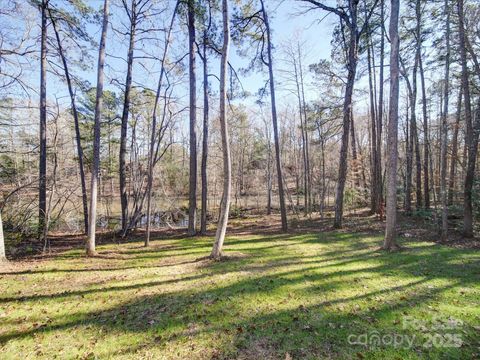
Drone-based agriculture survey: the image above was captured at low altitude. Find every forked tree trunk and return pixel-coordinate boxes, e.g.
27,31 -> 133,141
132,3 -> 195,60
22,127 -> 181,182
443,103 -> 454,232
384,0 -> 400,251
334,2 -> 358,229
86,0 -> 109,256
187,0 -> 198,236
261,0 -> 287,231
119,0 -> 137,236
440,0 -> 451,242
39,0 -> 47,239
210,0 -> 231,259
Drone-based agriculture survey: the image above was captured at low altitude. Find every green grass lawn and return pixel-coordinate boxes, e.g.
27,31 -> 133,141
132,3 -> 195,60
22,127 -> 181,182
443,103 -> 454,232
1,228 -> 479,359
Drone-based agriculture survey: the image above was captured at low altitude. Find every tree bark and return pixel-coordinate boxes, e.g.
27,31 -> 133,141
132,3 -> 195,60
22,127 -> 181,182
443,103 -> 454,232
448,88 -> 462,205
210,0 -> 231,259
367,35 -> 379,213
377,0 -> 385,213
261,0 -> 288,231
39,0 -> 48,239
384,0 -> 400,251
334,2 -> 358,229
419,53 -> 430,209
187,0 -> 198,236
298,45 -> 312,213
119,0 -> 137,236
0,210 -> 6,262
440,0 -> 450,242
458,0 -> 476,238
200,25 -> 210,235
86,0 -> 109,256
413,0 -> 423,210
293,55 -> 309,215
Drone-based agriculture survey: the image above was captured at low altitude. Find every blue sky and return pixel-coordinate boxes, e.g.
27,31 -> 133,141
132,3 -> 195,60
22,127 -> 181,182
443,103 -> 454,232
2,0 -> 340,122
60,0 -> 337,109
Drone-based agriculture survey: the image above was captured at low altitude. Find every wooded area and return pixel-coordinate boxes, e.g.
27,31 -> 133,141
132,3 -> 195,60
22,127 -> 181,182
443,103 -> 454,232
0,0 -> 479,358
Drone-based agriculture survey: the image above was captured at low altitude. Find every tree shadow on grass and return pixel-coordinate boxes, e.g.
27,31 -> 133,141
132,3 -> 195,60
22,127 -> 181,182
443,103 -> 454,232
1,269 -> 475,358
1,231 -> 478,358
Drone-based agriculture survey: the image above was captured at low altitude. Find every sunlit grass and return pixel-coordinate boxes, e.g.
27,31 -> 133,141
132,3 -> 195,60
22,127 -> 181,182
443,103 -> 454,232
0,230 -> 479,359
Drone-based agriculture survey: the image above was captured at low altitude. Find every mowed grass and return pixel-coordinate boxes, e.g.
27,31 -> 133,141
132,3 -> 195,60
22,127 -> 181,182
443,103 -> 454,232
0,227 -> 479,359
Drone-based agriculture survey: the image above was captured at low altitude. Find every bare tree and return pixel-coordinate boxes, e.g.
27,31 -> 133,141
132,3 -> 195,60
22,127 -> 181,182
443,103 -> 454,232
119,0 -> 139,236
200,0 -> 212,235
300,0 -> 378,228
48,6 -> 89,234
384,0 -> 400,251
187,0 -> 198,236
261,0 -> 288,231
440,0 -> 451,242
38,0 -> 47,238
145,1 -> 179,246
211,0 -> 231,259
86,0 -> 110,256
457,0 -> 476,238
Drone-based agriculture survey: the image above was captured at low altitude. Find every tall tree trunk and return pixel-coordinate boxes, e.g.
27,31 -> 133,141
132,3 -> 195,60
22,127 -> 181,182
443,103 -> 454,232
86,0 -> 109,256
405,92 -> 413,213
119,1 -> 137,236
49,8 -> 88,234
448,88 -> 462,205
261,0 -> 288,231
293,56 -> 308,215
320,135 -> 326,218
200,26 -> 210,235
334,8 -> 358,229
414,0 -> 423,210
458,0 -> 476,238
39,0 -> 47,239
377,0 -> 385,212
384,0 -> 400,251
298,46 -> 312,213
419,54 -> 430,209
210,0 -> 230,259
367,36 -> 379,213
187,0 -> 198,236
413,119 -> 422,209
401,52 -> 420,213
440,0 -> 450,242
